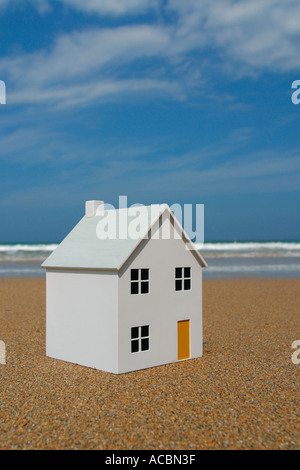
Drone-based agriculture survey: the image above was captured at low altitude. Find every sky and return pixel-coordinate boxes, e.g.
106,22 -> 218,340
0,0 -> 299,242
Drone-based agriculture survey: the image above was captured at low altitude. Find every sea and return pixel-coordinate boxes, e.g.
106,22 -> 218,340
0,241 -> 300,279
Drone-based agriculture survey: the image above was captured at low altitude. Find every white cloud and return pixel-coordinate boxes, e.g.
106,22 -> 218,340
8,78 -> 182,108
1,0 -> 299,109
60,0 -> 157,16
2,25 -> 171,86
167,0 -> 300,73
1,127 -> 299,210
0,0 -> 156,15
0,0 -> 50,13
0,24 -> 188,107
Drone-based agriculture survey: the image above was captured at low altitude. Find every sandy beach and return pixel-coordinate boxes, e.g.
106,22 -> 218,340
0,278 -> 299,450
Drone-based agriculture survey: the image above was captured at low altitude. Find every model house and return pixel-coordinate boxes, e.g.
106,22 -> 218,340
42,201 -> 207,374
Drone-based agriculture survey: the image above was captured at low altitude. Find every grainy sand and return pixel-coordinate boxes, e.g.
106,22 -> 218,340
0,278 -> 299,450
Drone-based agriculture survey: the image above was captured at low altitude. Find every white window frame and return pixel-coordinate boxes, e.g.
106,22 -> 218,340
175,267 -> 192,291
131,325 -> 150,353
130,268 -> 150,295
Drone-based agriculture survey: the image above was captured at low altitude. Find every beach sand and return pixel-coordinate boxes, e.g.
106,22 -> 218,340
0,278 -> 299,450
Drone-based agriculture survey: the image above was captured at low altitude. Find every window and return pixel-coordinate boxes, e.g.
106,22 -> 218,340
131,269 -> 149,295
131,325 -> 150,353
175,267 -> 191,291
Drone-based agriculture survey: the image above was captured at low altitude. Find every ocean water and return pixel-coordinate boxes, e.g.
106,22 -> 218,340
0,241 -> 299,279
197,241 -> 300,279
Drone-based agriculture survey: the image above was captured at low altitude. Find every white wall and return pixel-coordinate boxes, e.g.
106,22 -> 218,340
118,212 -> 203,373
46,269 -> 118,373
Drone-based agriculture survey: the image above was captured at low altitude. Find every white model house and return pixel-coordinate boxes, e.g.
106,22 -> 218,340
42,201 -> 207,374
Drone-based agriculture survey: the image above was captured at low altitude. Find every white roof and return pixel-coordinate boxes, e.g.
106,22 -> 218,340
42,204 -> 207,270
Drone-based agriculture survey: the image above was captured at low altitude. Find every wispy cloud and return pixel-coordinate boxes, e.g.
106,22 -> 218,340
168,0 -> 300,74
1,125 -> 298,211
0,0 -> 50,14
60,0 -> 158,16
1,24 -> 186,108
0,0 -> 158,16
1,1 -> 299,109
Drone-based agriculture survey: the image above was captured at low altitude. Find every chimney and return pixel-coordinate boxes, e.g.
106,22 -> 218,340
85,200 -> 104,217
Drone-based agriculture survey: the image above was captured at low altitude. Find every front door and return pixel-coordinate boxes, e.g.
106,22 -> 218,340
177,320 -> 190,360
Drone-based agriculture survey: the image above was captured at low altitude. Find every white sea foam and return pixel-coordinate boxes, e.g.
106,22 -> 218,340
0,241 -> 299,262
194,241 -> 300,257
0,242 -> 299,278
0,244 -> 58,262
206,264 -> 300,272
199,241 -> 300,250
0,244 -> 58,252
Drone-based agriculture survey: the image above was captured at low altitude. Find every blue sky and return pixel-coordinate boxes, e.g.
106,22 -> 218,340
0,0 -> 299,242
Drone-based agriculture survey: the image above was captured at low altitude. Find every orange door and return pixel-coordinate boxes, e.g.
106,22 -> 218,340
177,320 -> 190,360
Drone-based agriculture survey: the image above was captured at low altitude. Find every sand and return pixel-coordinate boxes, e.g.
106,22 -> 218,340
0,278 -> 299,450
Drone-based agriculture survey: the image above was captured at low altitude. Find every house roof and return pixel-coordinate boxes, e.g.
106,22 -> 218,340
42,204 -> 207,270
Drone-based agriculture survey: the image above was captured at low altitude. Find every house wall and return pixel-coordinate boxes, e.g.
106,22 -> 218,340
46,269 -> 118,373
118,212 -> 203,373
